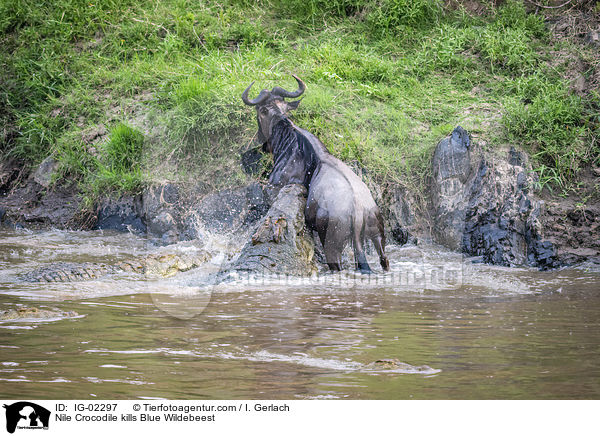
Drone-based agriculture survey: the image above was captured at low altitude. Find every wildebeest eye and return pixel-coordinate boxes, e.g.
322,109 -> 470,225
260,107 -> 268,115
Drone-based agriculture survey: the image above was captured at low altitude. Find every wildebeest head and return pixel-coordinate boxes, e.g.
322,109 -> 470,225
241,75 -> 305,151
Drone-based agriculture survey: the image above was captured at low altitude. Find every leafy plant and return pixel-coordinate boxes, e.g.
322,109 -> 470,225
366,0 -> 443,33
504,81 -> 586,188
89,123 -> 144,194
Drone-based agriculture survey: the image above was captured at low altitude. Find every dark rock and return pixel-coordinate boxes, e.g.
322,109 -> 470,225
23,185 -> 81,228
432,125 -> 471,183
519,197 -> 531,214
0,164 -> 86,230
0,207 -> 5,223
197,187 -> 247,232
382,184 -> 415,245
536,200 -> 599,267
246,181 -> 267,209
430,127 -> 557,269
516,171 -> 527,191
508,146 -> 526,167
391,226 -> 409,246
431,126 -> 472,250
221,184 -> 317,278
142,181 -> 269,243
161,183 -> 179,204
196,182 -> 269,233
460,156 -> 556,269
243,182 -> 270,226
95,195 -> 145,233
240,146 -> 264,175
149,211 -> 176,237
180,213 -> 201,241
175,182 -> 269,241
143,183 -> 182,241
0,159 -> 22,194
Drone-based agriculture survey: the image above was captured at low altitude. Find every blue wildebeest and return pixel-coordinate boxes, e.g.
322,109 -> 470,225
242,75 -> 389,273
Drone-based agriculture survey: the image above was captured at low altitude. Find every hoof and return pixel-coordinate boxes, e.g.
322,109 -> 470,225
357,264 -> 372,274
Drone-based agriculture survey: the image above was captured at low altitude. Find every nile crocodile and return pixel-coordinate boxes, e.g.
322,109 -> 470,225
0,306 -> 79,320
364,359 -> 439,374
20,252 -> 210,283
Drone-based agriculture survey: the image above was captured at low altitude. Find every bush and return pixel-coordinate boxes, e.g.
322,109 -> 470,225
478,27 -> 538,73
101,123 -> 144,172
504,80 -> 586,188
493,0 -> 547,39
271,0 -> 368,23
418,24 -> 476,71
91,123 -> 144,193
476,1 -> 547,74
366,0 -> 443,33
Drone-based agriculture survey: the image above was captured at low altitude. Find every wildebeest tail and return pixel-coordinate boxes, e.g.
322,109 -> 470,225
376,207 -> 386,247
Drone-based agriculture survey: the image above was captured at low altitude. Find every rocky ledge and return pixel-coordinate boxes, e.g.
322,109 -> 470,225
430,126 -> 598,269
2,127 -> 598,271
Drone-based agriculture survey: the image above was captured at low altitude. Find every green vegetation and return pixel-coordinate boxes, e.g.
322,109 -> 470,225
0,0 -> 598,204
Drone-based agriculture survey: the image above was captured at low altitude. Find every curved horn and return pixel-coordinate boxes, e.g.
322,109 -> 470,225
241,81 -> 270,106
271,75 -> 306,99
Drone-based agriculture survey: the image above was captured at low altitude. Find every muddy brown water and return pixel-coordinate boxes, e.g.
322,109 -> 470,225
1,228 -> 599,399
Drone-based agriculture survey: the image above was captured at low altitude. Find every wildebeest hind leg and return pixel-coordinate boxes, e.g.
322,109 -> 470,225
324,245 -> 343,271
372,234 -> 390,271
319,223 -> 344,271
352,220 -> 371,273
353,241 -> 371,273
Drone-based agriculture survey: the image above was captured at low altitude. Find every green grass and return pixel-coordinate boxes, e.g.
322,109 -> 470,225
0,0 -> 598,205
52,122 -> 144,206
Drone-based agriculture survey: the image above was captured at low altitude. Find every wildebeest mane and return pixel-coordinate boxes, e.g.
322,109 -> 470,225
270,118 -> 319,188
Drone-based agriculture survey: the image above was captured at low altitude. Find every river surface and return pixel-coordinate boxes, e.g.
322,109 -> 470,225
1,228 -> 599,399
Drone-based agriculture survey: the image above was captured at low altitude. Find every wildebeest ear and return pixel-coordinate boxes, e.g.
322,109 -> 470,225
286,99 -> 302,111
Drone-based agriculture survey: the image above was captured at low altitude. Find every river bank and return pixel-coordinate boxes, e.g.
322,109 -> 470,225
1,1 -> 599,270
1,127 -> 599,270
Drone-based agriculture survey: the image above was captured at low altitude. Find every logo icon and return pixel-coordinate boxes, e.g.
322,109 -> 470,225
3,402 -> 50,434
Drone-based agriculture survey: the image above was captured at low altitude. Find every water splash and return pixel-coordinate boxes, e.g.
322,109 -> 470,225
0,228 -> 562,302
